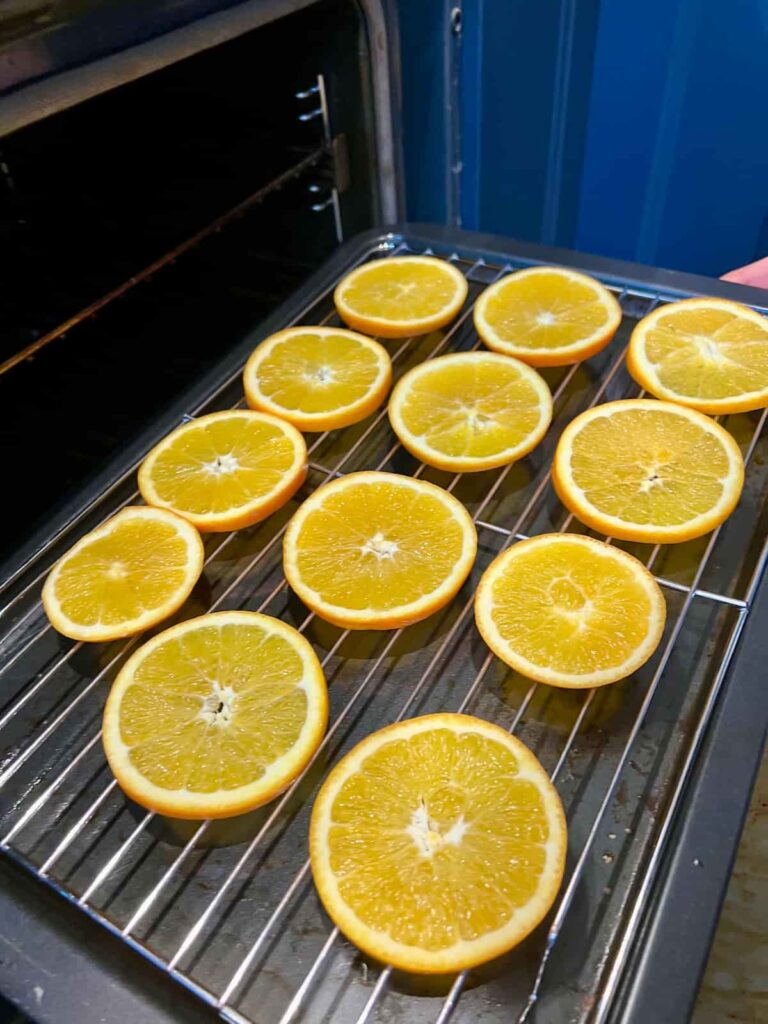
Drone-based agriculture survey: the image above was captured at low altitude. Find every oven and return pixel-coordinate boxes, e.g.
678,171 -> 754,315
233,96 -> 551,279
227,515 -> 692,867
1,6 -> 768,1024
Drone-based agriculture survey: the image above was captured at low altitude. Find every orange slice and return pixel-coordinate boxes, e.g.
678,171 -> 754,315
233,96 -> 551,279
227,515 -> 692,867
475,534 -> 666,688
310,713 -> 566,973
138,410 -> 306,533
103,611 -> 328,818
553,399 -> 744,543
474,266 -> 621,366
283,471 -> 477,629
627,297 -> 768,414
334,256 -> 468,338
388,351 -> 552,472
42,507 -> 203,642
243,326 -> 392,431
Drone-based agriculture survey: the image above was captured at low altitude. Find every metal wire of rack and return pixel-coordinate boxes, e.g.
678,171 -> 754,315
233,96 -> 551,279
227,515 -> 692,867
0,235 -> 766,1024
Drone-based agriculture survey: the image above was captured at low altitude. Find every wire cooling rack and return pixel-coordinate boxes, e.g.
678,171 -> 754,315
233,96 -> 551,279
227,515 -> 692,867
0,232 -> 766,1024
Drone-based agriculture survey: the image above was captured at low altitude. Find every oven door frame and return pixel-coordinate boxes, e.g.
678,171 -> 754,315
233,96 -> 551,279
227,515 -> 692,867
0,0 -> 404,224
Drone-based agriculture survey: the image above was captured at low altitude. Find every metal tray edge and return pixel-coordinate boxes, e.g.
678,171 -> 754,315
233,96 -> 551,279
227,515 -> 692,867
609,570 -> 768,1024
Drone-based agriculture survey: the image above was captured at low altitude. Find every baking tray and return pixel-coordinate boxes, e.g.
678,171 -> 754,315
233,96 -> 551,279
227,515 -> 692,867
0,224 -> 766,1024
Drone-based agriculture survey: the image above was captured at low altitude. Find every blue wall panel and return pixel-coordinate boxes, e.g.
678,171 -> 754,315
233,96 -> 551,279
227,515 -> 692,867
396,0 -> 768,274
395,0 -> 450,224
649,0 -> 768,275
472,0 -> 562,242
574,0 -> 682,263
547,0 -> 600,248
575,0 -> 768,275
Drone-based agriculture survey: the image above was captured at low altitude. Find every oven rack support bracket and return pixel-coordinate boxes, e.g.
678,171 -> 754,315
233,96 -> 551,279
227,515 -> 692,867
296,73 -> 344,243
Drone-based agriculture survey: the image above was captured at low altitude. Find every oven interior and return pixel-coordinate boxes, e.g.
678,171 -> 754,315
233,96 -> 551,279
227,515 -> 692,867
0,0 -> 379,566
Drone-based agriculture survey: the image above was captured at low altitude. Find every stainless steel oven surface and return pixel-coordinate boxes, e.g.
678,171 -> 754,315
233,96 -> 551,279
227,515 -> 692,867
1,223 -> 767,1024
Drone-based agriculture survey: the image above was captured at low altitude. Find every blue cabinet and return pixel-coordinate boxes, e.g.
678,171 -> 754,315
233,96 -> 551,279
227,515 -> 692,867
396,0 -> 768,276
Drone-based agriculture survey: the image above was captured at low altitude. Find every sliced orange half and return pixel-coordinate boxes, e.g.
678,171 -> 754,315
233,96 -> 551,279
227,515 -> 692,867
310,712 -> 567,973
283,471 -> 477,629
553,399 -> 744,543
475,534 -> 666,688
243,326 -> 392,431
388,351 -> 552,472
334,256 -> 468,338
138,410 -> 307,532
42,506 -> 204,642
627,297 -> 768,414
474,266 -> 622,366
103,610 -> 328,818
